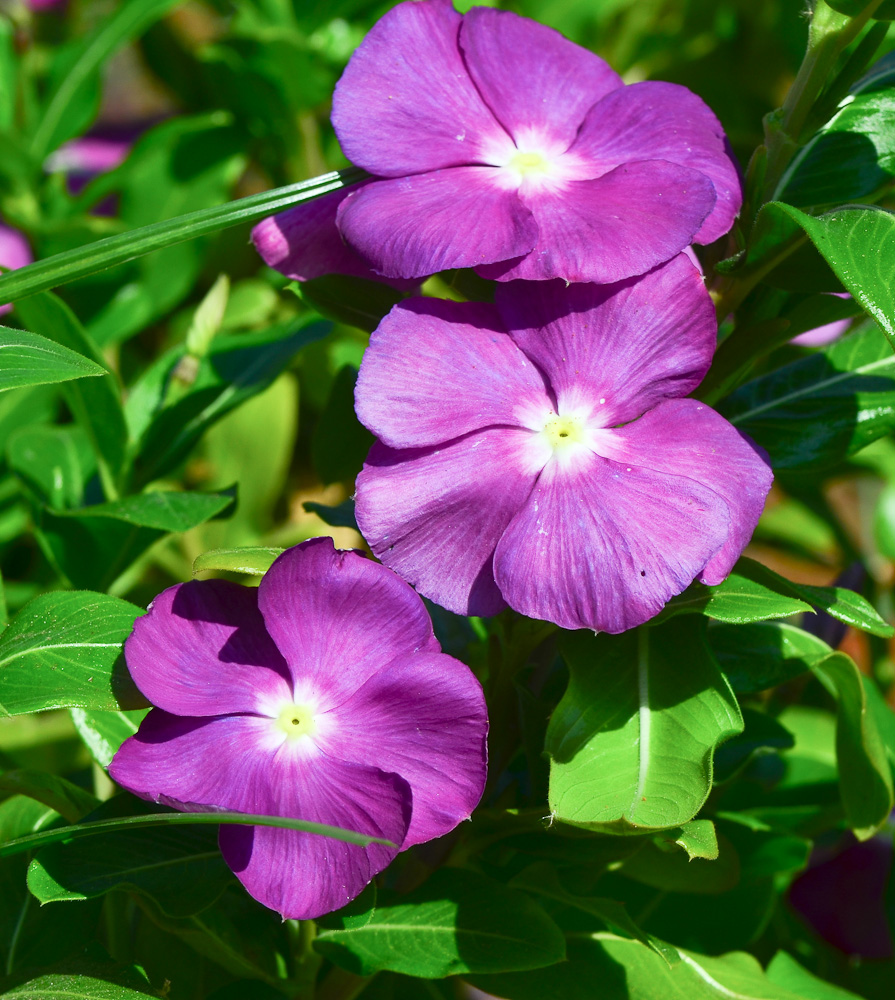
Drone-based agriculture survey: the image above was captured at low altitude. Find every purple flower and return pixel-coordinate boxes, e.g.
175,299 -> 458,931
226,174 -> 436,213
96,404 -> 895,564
255,0 -> 740,286
109,538 -> 488,919
791,292 -> 853,347
354,254 -> 773,634
0,224 -> 33,317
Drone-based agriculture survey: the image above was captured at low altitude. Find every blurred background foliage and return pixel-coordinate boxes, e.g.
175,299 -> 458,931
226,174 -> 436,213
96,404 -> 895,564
1,2 -> 895,999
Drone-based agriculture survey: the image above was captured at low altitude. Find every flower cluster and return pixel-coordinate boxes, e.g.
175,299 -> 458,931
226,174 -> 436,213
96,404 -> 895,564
120,0 -> 774,922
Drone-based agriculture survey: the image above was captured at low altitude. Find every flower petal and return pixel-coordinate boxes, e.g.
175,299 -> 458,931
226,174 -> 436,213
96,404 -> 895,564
320,651 -> 488,848
110,711 -> 407,920
337,169 -> 537,280
256,538 -> 440,708
124,580 -> 292,718
250,185 -> 415,289
0,224 -> 33,316
356,298 -> 550,448
493,450 -> 731,633
599,399 -> 773,585
355,431 -> 539,618
570,81 -> 742,244
332,0 -> 509,175
459,6 -> 622,151
477,162 -> 716,284
495,254 -> 716,426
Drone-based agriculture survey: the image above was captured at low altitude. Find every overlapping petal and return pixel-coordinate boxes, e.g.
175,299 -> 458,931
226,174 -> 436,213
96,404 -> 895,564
332,0 -> 509,175
494,254 -> 716,426
250,185 -> 414,288
356,433 -> 539,618
459,6 -> 622,151
0,224 -> 33,316
256,538 -> 440,707
493,453 -> 732,633
123,580 -> 292,718
356,298 -> 549,448
336,169 -> 537,279
320,652 -> 488,847
476,163 -> 716,284
570,81 -> 742,244
111,711 -> 408,919
599,400 -> 773,585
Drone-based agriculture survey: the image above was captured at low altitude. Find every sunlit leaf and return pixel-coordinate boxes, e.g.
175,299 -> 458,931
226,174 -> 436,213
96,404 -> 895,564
0,326 -> 105,392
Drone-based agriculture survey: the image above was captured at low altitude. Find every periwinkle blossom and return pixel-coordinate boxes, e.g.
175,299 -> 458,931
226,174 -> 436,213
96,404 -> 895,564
254,0 -> 741,286
110,538 -> 488,919
354,254 -> 773,634
0,224 -> 33,317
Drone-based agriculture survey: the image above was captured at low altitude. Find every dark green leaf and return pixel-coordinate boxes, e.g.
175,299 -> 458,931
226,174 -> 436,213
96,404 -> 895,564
0,591 -> 144,716
716,813 -> 811,883
810,652 -> 894,838
546,619 -> 743,833
0,170 -> 363,304
312,365 -> 374,485
0,770 -> 98,823
302,499 -> 359,531
710,622 -> 831,693
0,326 -> 105,392
824,1 -> 895,19
6,425 -> 94,509
70,707 -> 150,768
28,824 -> 231,918
192,546 -> 283,577
713,708 -> 796,782
314,869 -> 566,978
619,832 -> 741,895
297,275 -> 407,333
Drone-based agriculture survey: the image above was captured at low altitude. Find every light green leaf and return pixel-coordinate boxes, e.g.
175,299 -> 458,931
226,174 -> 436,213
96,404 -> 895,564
192,546 -> 284,577
766,951 -> 866,999
0,591 -> 144,716
0,326 -> 105,392
0,169 -> 363,305
547,619 -> 743,833
314,868 -> 566,978
810,652 -> 894,838
824,1 -> 895,19
70,707 -> 149,768
1,970 -> 156,999
6,425 -> 94,509
185,274 -> 230,358
669,819 -> 719,860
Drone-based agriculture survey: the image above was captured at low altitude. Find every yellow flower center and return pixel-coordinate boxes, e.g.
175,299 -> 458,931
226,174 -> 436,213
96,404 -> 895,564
507,150 -> 551,179
276,703 -> 317,741
543,414 -> 586,451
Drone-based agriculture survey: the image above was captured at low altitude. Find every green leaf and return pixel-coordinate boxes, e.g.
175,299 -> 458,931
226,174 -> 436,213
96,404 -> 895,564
13,293 -> 128,491
7,425 -> 95,509
185,274 -> 230,358
192,546 -> 283,577
314,868 -> 566,978
0,169 -> 363,305
546,619 -> 743,833
669,819 -> 719,860
312,365 -> 374,485
710,622 -> 832,692
28,825 -> 231,918
0,804 -> 395,860
713,707 -> 796,782
0,770 -> 98,823
470,935 -> 849,1000
132,319 -> 330,487
508,861 -> 679,966
618,832 -> 740,895
824,1 -> 895,19
30,0 -> 184,161
716,813 -> 811,882
296,275 -> 408,333
0,591 -> 144,716
0,326 -> 105,392
766,950 -> 867,1000
302,499 -> 359,531
70,707 -> 149,768
1,970 -> 155,999
37,489 -> 236,591
810,652 -> 894,838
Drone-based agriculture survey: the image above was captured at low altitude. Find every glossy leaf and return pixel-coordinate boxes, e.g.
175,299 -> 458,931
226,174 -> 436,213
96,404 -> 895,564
0,326 -> 105,392
0,170 -> 363,305
0,591 -> 144,716
546,619 -> 743,833
1,970 -> 155,1000
192,546 -> 284,577
670,819 -> 720,860
70,707 -> 150,768
810,652 -> 894,838
314,868 -> 566,978
766,950 -> 867,1000
28,825 -> 231,918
